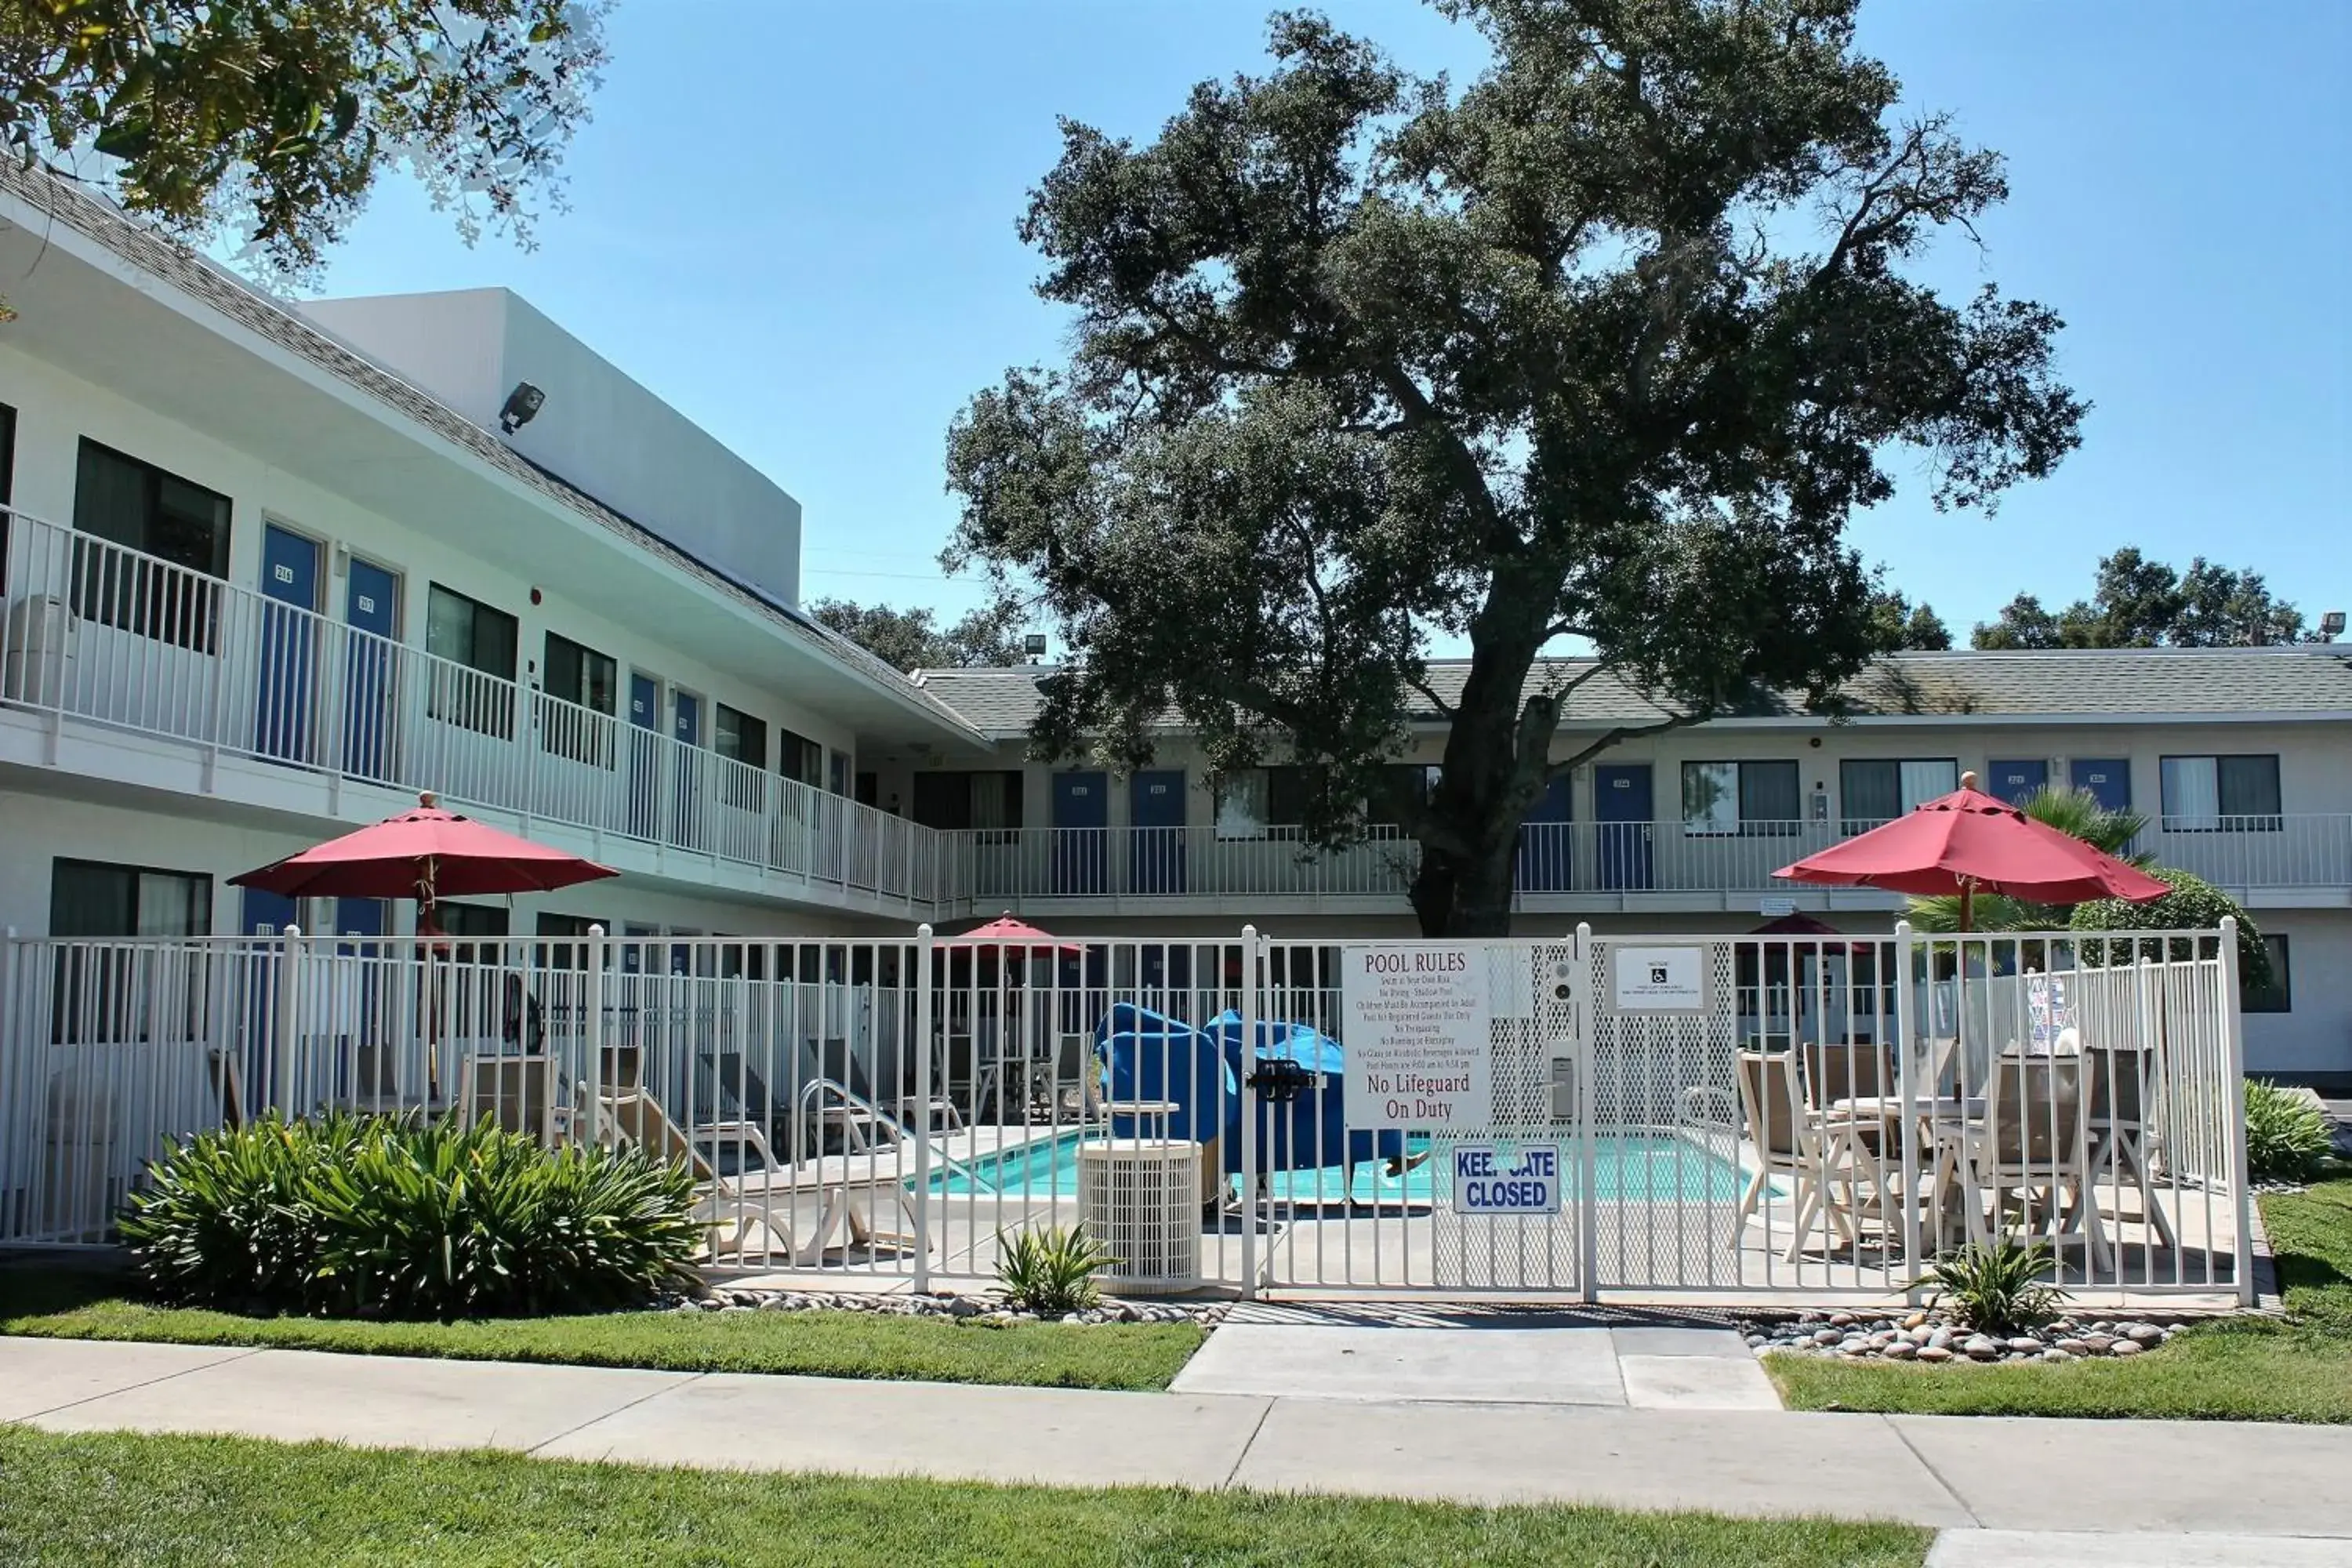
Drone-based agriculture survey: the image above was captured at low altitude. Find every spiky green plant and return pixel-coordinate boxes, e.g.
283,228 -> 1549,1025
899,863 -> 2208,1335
1915,1239 -> 2065,1334
2244,1080 -> 2334,1185
995,1223 -> 1119,1316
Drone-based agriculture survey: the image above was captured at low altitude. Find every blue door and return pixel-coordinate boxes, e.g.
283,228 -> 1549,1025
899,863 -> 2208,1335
1054,770 -> 1108,895
1515,775 -> 1573,892
1987,758 -> 2049,805
1129,770 -> 1186,895
255,525 -> 320,764
341,557 -> 400,782
2071,757 -> 2132,813
626,674 -> 661,840
333,898 -> 387,947
671,692 -> 702,848
1595,764 -> 1654,891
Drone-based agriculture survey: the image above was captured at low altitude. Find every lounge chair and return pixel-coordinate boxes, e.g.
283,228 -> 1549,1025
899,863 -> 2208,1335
459,1054 -> 568,1145
1734,1050 -> 1884,1264
598,1083 -> 921,1267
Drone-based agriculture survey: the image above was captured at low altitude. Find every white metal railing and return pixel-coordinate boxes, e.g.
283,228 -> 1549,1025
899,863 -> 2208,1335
0,506 -> 946,912
2,925 -> 2250,1305
2148,815 -> 2352,895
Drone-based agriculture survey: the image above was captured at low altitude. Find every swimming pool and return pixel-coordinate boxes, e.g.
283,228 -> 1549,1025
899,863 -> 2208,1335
927,1131 -> 1763,1206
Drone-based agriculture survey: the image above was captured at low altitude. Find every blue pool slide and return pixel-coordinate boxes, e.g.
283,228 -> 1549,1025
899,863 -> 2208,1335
1091,1004 -> 1409,1174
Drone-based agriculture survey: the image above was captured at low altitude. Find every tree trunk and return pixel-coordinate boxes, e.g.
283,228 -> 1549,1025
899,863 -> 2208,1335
1408,836 -> 1521,937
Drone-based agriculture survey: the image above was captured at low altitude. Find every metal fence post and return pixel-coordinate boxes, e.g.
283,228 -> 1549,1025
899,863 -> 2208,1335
1576,922 -> 1599,1305
912,925 -> 935,1293
1239,924 -> 1261,1301
1893,920 -> 1925,1303
275,924 -> 303,1117
583,924 -> 606,1145
2217,916 -> 2256,1305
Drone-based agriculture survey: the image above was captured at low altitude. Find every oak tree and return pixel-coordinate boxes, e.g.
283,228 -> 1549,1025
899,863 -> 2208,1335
0,0 -> 611,311
946,1 -> 2083,935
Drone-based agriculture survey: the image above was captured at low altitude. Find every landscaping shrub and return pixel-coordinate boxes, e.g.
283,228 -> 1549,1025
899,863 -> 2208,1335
2245,1080 -> 2334,1185
996,1224 -> 1117,1315
2071,866 -> 2271,990
122,1114 -> 700,1320
1915,1240 -> 2063,1334
119,1112 -> 371,1311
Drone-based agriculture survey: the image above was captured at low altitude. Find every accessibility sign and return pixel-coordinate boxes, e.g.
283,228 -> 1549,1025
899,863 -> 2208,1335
1450,1142 -> 1563,1215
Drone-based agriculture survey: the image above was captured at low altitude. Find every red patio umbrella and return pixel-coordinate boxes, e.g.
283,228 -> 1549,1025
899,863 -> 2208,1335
941,913 -> 1084,955
1773,773 -> 2169,930
231,791 -> 617,924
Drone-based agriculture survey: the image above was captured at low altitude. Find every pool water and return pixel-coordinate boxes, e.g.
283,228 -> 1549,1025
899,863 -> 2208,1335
928,1131 -> 1762,1206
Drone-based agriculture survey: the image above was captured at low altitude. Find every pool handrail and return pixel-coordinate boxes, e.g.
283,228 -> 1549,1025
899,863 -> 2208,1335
796,1075 -> 999,1193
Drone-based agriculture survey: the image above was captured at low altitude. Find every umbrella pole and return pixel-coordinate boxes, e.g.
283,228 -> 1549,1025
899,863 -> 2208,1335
1958,878 -> 1975,935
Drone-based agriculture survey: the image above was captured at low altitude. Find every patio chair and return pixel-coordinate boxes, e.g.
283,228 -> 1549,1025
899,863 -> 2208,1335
1802,1040 -> 1891,1108
1958,1054 -> 2112,1271
2085,1042 -> 2175,1248
1029,1033 -> 1105,1123
459,1054 -> 568,1146
1734,1050 -> 1883,1263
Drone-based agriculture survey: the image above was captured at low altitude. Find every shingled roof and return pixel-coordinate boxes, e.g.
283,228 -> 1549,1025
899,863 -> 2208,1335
914,648 -> 2352,738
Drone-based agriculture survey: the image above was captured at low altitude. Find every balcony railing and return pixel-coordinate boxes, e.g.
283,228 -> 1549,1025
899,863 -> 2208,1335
939,815 -> 2352,906
5,504 -> 2348,916
0,506 -> 948,911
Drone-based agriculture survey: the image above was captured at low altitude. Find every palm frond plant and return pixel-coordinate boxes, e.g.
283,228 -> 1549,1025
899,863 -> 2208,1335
1906,784 -> 2151,935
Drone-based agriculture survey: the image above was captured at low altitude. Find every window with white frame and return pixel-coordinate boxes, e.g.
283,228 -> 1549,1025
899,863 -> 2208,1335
714,704 -> 769,810
2159,754 -> 2281,832
71,439 -> 230,651
425,584 -> 517,736
1839,757 -> 1958,833
1681,760 -> 1802,836
2244,934 -> 2292,1013
540,633 -> 616,765
1214,765 -> 1325,840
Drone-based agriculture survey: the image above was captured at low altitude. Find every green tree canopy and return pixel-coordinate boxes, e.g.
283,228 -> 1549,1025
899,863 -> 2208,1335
0,0 -> 611,307
1973,546 -> 2312,648
1871,589 -> 1952,651
2071,866 -> 2271,991
946,0 -> 2083,935
808,597 -> 1031,673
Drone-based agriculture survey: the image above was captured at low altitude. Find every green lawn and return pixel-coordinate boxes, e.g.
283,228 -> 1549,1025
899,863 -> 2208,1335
1769,1179 -> 2352,1421
0,1267 -> 1201,1392
0,1426 -> 1929,1568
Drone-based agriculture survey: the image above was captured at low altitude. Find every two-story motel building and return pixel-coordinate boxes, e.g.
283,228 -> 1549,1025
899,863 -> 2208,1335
3,160 -> 2347,1083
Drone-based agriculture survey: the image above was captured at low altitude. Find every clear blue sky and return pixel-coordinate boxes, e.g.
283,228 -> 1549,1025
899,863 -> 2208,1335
317,1 -> 2351,648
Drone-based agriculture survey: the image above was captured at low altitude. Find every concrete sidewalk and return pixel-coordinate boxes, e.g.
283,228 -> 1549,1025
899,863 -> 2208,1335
6,1336 -> 2352,1559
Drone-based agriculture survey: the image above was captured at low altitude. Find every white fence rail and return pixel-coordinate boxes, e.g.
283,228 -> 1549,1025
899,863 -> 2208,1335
0,924 -> 2252,1304
0,506 -> 947,911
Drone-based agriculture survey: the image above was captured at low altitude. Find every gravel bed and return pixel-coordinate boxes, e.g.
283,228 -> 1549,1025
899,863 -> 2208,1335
673,1287 -> 1225,1327
1742,1306 -> 2189,1363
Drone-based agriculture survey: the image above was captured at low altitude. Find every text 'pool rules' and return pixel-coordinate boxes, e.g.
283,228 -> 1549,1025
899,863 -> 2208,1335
1341,942 -> 1492,1131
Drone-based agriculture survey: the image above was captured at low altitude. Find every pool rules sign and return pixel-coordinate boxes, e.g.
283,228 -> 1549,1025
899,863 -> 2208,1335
1340,942 -> 1490,1131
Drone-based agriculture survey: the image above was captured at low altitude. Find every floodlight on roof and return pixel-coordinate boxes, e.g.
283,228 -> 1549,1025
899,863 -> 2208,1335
2321,610 -> 2347,642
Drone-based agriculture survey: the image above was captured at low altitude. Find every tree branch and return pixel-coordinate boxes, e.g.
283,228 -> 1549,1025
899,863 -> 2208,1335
1544,712 -> 1708,782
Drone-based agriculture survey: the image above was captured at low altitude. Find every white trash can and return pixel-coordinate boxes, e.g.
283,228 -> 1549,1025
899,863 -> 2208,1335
1076,1136 -> 1202,1296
